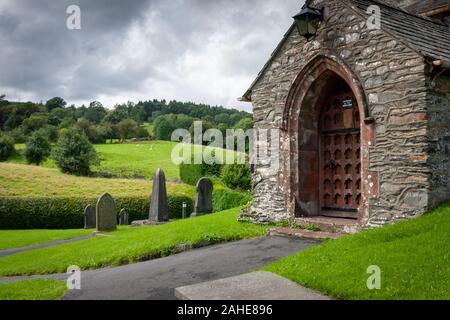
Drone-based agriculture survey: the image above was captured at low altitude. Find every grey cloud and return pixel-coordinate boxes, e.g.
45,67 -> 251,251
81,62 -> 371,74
0,0 -> 303,110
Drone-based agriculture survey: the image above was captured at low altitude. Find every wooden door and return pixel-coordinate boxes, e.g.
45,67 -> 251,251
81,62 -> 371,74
319,82 -> 361,219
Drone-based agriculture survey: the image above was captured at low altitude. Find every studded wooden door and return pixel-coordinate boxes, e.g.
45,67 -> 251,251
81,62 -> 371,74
319,83 -> 361,219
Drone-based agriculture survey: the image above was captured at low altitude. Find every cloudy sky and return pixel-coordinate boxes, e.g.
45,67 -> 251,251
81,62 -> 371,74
0,0 -> 303,111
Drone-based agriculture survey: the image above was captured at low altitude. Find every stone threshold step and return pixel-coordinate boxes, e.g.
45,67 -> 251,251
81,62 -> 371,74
175,271 -> 330,300
268,227 -> 343,240
296,216 -> 360,234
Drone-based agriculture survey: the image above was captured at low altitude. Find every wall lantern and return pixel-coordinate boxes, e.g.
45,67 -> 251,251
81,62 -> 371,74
293,6 -> 324,40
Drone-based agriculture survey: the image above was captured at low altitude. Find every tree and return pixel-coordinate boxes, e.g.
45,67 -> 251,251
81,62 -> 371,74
0,95 -> 7,130
0,135 -> 15,161
103,104 -> 129,124
117,119 -> 138,142
9,127 -> 27,143
98,122 -> 114,143
45,97 -> 66,112
48,107 -> 73,126
230,113 -> 247,126
75,118 -> 92,132
154,117 -> 173,141
84,101 -> 106,124
75,118 -> 107,144
0,94 -> 6,106
233,117 -> 253,131
21,114 -> 49,134
129,104 -> 146,123
38,125 -> 59,142
214,113 -> 231,126
136,126 -> 150,139
232,117 -> 253,152
74,105 -> 87,119
151,111 -> 162,122
221,163 -> 252,191
51,128 -> 99,176
175,114 -> 194,130
59,117 -> 75,129
189,119 -> 214,146
24,130 -> 51,165
3,102 -> 41,130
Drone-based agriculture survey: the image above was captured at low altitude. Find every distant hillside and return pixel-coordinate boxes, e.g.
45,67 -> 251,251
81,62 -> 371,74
0,96 -> 252,145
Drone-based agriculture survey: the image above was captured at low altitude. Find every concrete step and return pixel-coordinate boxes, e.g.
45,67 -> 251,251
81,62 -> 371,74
175,271 -> 330,300
268,227 -> 343,240
295,216 -> 360,234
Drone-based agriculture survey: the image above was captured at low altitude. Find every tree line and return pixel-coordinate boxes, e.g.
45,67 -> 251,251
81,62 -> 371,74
0,95 -> 252,145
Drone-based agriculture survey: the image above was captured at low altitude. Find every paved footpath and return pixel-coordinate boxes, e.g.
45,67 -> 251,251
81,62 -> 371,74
0,236 -> 92,258
0,236 -> 319,300
64,236 -> 318,300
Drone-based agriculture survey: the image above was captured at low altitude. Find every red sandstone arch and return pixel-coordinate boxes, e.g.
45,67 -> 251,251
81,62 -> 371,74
283,55 -> 371,130
281,54 -> 375,219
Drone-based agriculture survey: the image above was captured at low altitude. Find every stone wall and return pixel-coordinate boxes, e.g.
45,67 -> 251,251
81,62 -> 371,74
427,72 -> 450,208
246,0 -> 436,226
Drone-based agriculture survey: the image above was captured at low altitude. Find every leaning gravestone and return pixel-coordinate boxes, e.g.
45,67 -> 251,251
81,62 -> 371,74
84,205 -> 96,229
119,209 -> 129,226
96,193 -> 117,232
191,177 -> 213,217
149,169 -> 169,222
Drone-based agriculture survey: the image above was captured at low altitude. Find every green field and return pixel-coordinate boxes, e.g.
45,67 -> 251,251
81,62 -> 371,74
0,279 -> 67,300
0,162 -> 195,198
10,141 -> 180,179
0,208 -> 268,276
9,141 -> 241,179
0,229 -> 92,250
263,203 -> 450,300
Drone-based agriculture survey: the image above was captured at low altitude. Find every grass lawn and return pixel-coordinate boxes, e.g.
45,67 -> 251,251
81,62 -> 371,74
9,141 -> 241,179
0,207 -> 268,276
0,162 -> 195,198
263,203 -> 450,300
143,122 -> 153,136
0,279 -> 67,300
0,229 -> 92,250
94,141 -> 180,179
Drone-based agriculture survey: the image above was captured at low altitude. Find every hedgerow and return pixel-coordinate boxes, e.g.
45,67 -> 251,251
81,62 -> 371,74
0,195 -> 194,230
212,189 -> 252,212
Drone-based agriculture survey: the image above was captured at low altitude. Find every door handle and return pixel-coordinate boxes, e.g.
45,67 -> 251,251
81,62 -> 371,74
328,159 -> 337,169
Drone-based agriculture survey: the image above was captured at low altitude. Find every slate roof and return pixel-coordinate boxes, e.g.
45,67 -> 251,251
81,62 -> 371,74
353,0 -> 450,60
404,0 -> 450,15
242,0 -> 450,101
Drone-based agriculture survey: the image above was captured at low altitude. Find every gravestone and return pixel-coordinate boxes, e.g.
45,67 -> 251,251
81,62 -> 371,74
96,193 -> 117,232
119,209 -> 129,226
84,205 -> 96,229
149,169 -> 169,222
191,177 -> 213,217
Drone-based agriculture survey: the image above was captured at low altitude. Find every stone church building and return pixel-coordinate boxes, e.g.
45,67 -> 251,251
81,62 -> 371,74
241,0 -> 450,228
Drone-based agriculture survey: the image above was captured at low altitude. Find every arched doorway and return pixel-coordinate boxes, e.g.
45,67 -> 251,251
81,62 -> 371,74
282,55 -> 373,221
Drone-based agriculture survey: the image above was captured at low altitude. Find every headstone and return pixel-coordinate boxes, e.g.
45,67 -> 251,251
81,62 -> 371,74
149,169 -> 169,222
191,177 -> 213,217
84,205 -> 96,229
96,193 -> 117,232
119,209 -> 129,226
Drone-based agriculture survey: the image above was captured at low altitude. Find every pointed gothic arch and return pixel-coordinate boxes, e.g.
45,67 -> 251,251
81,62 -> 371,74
280,54 -> 376,219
